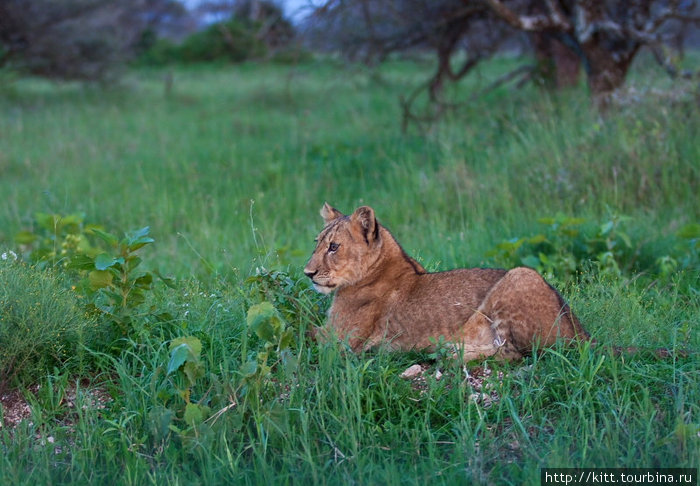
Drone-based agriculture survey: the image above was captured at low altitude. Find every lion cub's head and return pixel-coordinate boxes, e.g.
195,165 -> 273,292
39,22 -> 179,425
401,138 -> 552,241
304,203 -> 382,294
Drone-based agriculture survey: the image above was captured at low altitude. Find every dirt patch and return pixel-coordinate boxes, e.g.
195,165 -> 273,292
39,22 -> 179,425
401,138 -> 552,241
0,385 -> 37,428
1,380 -> 112,430
400,363 -> 504,407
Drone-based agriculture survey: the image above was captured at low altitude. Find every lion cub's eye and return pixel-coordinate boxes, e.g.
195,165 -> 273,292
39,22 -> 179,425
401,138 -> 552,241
328,242 -> 340,253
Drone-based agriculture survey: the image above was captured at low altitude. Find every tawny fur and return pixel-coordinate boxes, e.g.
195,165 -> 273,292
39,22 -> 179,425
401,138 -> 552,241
304,203 -> 590,361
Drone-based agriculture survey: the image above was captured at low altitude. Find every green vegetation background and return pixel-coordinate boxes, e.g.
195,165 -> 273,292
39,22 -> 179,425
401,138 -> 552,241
0,57 -> 698,484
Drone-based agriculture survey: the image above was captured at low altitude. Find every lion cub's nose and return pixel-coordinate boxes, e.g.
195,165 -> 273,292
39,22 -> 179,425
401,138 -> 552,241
304,268 -> 317,279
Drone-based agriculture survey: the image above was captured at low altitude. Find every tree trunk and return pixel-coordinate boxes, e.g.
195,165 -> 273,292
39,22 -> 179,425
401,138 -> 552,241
532,32 -> 580,89
582,41 -> 639,108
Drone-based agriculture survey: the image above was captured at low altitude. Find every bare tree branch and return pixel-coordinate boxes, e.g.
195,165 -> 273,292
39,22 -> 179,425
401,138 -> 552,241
471,63 -> 535,99
483,0 -> 571,31
309,0 -> 698,126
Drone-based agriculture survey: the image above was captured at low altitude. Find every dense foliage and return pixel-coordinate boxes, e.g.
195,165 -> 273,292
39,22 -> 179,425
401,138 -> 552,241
0,0 -> 163,81
0,261 -> 93,393
138,1 -> 300,65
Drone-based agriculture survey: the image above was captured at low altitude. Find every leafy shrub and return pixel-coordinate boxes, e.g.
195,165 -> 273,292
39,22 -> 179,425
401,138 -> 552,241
178,19 -> 266,63
134,37 -> 180,67
147,298 -> 301,452
135,18 -> 266,65
15,212 -> 174,349
245,267 -> 324,326
137,1 -> 302,65
487,213 -> 631,280
488,213 -> 700,282
156,335 -> 212,448
0,260 -> 94,392
15,212 -> 100,269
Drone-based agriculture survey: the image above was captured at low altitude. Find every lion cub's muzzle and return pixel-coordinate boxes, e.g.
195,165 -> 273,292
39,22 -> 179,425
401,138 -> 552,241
304,267 -> 335,294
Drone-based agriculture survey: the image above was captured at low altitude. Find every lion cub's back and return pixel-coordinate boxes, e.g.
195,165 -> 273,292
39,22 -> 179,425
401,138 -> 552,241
411,267 -> 507,311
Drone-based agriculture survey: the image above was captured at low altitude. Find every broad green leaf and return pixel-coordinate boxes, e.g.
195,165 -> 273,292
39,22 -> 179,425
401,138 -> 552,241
127,256 -> 142,271
134,273 -> 153,289
239,360 -> 258,377
66,254 -> 95,271
561,217 -> 586,226
253,319 -> 277,342
599,221 -> 614,236
677,223 -> 700,239
167,343 -> 189,375
247,302 -> 282,341
102,289 -> 123,304
497,238 -> 524,252
527,234 -> 547,245
283,357 -> 298,378
149,406 -> 174,441
184,403 -> 205,426
35,212 -> 58,231
127,226 -> 151,240
183,361 -> 204,386
257,363 -> 271,377
125,227 -> 153,250
278,328 -> 295,351
95,253 -> 122,270
90,228 -> 119,247
84,224 -> 103,233
89,270 -> 113,290
262,402 -> 287,430
128,237 -> 155,252
128,290 -> 146,307
61,213 -> 85,233
14,231 -> 37,245
247,302 -> 276,327
156,388 -> 174,402
75,235 -> 93,254
281,350 -> 298,378
169,336 -> 202,358
520,255 -> 541,269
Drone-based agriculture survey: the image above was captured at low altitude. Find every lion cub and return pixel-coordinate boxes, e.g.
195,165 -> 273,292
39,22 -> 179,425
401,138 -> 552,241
304,203 -> 590,360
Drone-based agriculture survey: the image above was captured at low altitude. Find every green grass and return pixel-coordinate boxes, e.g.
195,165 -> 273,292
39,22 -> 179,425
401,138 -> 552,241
0,261 -> 93,392
0,57 -> 698,484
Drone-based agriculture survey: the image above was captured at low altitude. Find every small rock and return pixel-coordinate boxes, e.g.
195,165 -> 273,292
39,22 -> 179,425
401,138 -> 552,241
400,364 -> 424,379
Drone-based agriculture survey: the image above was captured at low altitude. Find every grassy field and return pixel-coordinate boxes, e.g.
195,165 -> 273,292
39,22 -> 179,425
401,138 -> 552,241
0,57 -> 699,484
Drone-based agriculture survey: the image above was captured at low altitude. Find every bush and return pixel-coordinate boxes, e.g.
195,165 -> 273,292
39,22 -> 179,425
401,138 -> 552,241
0,0 -> 151,81
179,19 -> 266,63
137,1 -> 301,65
487,213 -> 700,284
0,260 -> 94,392
134,38 -> 180,67
15,213 -> 172,350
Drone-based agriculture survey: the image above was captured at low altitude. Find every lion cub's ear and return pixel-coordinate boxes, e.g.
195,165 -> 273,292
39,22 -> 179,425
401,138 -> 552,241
320,202 -> 344,223
351,206 -> 379,244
